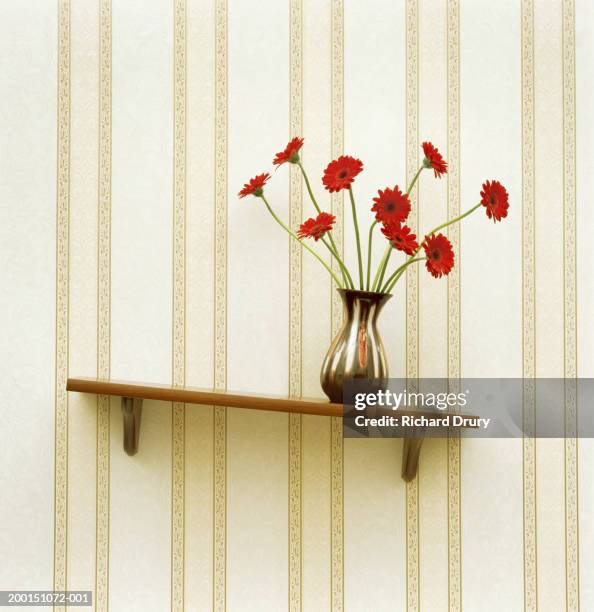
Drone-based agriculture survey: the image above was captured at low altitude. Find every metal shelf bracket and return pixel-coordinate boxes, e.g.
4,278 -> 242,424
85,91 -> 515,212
121,397 -> 143,455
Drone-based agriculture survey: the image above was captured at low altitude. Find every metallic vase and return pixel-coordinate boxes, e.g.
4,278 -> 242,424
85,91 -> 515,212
321,289 -> 392,403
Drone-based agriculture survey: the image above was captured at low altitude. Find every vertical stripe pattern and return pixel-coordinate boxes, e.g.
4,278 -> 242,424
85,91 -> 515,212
54,1 -> 70,604
405,1 -> 419,610
521,1 -> 537,609
288,0 -> 303,610
446,1 -> 461,609
330,0 -> 344,335
330,2 -> 344,610
172,1 -> 187,609
330,418 -> 343,612
288,413 -> 301,611
214,1 -> 227,610
96,1 -> 111,609
563,1 -> 579,609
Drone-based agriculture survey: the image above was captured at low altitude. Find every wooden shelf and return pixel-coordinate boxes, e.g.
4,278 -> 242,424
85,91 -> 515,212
67,377 -> 343,417
67,376 -> 476,481
67,377 -> 345,458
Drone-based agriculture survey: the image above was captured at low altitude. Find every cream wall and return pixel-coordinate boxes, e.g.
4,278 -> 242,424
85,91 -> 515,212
1,1 -> 593,611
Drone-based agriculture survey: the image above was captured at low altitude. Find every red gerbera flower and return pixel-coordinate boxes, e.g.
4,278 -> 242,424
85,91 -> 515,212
422,142 -> 448,178
381,222 -> 418,256
423,233 -> 454,278
480,180 -> 509,222
371,186 -> 411,224
273,136 -> 304,166
297,211 -> 336,241
238,173 -> 270,198
322,155 -> 363,192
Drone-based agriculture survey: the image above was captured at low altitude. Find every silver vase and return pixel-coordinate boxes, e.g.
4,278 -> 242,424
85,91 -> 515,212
320,289 -> 391,403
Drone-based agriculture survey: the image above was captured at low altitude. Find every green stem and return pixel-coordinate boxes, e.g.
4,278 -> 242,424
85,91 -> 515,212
406,166 -> 424,195
371,245 -> 390,292
261,195 -> 344,288
374,244 -> 393,293
321,236 -> 355,289
348,187 -> 364,289
297,161 -> 322,214
382,257 -> 426,294
410,201 -> 482,261
366,220 -> 378,290
376,248 -> 392,291
297,160 -> 346,282
425,201 -> 482,237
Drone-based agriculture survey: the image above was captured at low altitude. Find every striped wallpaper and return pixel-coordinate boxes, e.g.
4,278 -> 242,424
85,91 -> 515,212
0,0 -> 593,610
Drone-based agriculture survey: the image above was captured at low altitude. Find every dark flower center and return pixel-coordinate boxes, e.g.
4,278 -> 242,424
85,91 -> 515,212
432,249 -> 440,260
385,201 -> 395,212
395,235 -> 402,243
490,196 -> 495,205
338,170 -> 348,179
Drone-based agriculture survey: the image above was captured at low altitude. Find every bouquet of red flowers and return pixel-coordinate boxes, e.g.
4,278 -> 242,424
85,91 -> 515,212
239,137 -> 508,294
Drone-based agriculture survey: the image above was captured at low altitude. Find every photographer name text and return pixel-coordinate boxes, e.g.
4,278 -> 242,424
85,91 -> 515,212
352,413 -> 490,429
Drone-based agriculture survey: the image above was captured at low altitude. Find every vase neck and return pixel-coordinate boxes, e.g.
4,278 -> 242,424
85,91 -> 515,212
338,289 -> 391,320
